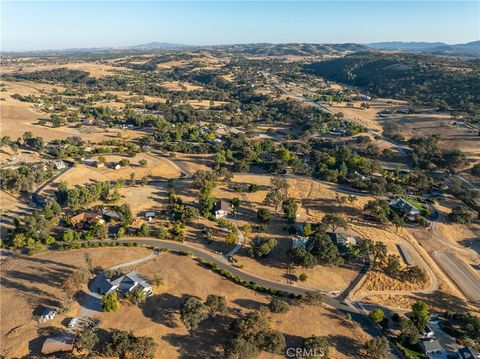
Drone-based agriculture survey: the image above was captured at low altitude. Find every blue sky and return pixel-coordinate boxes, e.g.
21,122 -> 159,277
1,1 -> 479,51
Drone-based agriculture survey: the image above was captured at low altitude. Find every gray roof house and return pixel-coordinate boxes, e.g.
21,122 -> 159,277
98,271 -> 152,296
291,236 -> 312,251
214,200 -> 232,219
330,233 -> 358,252
389,198 -> 421,220
420,339 -> 447,359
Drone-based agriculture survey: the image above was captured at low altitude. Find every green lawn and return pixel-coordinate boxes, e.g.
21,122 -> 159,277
402,197 -> 426,211
396,342 -> 427,359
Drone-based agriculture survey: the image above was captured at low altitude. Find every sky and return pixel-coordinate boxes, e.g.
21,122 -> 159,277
1,1 -> 479,51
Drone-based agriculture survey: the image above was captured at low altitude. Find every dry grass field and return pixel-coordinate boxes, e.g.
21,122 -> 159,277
38,154 -> 180,196
1,61 -> 128,78
186,99 -> 229,109
382,113 -> 480,160
97,252 -> 371,359
207,174 -> 427,293
0,247 -> 151,358
0,248 -> 371,358
161,81 -> 203,92
329,99 -> 406,132
0,81 -> 148,142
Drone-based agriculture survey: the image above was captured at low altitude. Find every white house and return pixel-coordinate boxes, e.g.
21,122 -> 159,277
39,308 -> 58,322
98,271 -> 152,297
53,160 -> 66,170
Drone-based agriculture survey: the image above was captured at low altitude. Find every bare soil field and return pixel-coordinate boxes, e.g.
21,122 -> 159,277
0,247 -> 151,358
171,152 -> 214,173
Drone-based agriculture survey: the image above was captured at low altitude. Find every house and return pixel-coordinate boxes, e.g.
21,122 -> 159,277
68,317 -> 78,328
389,198 -> 420,220
357,94 -> 372,101
214,200 -> 232,219
291,236 -> 312,250
53,160 -> 66,170
39,307 -> 58,322
41,336 -> 75,355
98,271 -> 152,296
420,340 -> 447,359
129,218 -> 145,232
457,347 -> 480,359
145,211 -> 155,221
259,153 -> 274,162
70,211 -> 105,228
330,232 -> 358,252
102,209 -> 120,221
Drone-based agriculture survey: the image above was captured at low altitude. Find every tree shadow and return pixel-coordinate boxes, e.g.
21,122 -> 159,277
232,298 -> 266,311
140,292 -> 183,328
162,313 -> 232,359
327,334 -> 364,357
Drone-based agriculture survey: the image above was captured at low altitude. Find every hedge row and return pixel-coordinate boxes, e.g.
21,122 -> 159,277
196,258 -> 302,299
59,241 -> 140,250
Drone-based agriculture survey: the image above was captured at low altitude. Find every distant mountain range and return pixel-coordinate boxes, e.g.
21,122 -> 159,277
209,43 -> 368,56
126,42 -> 190,50
367,41 -> 480,55
3,41 -> 479,56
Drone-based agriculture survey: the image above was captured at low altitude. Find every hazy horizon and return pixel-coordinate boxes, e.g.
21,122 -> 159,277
1,1 -> 479,52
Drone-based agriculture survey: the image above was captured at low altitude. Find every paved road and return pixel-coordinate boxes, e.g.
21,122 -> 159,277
432,251 -> 480,303
224,220 -> 245,258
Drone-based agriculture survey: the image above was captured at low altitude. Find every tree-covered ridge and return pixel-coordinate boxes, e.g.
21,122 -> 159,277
13,68 -> 97,85
305,53 -> 480,114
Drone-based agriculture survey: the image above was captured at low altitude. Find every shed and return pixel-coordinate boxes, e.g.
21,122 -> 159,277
397,244 -> 414,266
41,336 -> 75,355
145,211 -> 156,221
